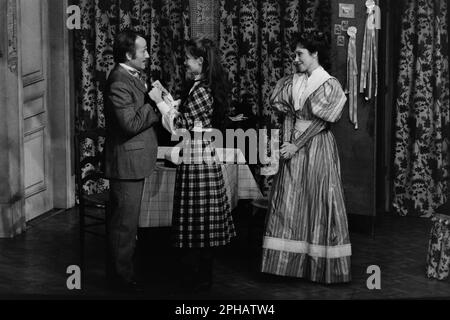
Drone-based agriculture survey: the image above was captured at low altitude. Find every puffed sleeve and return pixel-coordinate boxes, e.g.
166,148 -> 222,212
290,79 -> 346,151
269,76 -> 294,114
309,78 -> 347,123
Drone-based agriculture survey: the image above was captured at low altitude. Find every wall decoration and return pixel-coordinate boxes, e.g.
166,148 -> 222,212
338,3 -> 355,18
341,20 -> 349,31
346,26 -> 358,129
337,35 -> 345,46
7,0 -> 18,74
334,23 -> 342,35
360,0 -> 378,100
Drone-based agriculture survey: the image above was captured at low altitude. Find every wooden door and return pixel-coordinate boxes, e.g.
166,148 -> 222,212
20,0 -> 53,221
330,0 -> 379,228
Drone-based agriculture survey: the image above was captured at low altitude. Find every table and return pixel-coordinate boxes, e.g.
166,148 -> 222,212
139,148 -> 264,227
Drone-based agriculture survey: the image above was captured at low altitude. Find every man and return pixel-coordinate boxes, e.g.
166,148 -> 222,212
104,30 -> 159,292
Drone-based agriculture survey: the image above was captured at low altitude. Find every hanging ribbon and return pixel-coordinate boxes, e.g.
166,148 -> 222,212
360,0 -> 379,101
346,26 -> 358,130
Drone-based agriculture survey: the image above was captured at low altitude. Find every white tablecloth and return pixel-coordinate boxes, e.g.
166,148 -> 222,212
139,148 -> 263,227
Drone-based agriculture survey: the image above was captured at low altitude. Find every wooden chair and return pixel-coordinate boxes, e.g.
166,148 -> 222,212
74,129 -> 109,274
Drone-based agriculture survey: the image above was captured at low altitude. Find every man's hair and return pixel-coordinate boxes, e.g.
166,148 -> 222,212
113,30 -> 142,63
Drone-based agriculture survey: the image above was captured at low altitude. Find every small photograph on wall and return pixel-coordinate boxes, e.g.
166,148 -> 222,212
334,24 -> 342,35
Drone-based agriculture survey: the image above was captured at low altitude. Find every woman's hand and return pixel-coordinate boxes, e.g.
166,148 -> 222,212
149,87 -> 163,104
173,99 -> 181,109
280,142 -> 299,160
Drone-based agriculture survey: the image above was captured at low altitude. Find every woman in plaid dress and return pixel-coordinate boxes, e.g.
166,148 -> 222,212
149,38 -> 236,290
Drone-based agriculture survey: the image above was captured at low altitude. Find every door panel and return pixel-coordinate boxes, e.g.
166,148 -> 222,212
24,130 -> 45,195
20,0 -> 52,221
20,0 -> 44,84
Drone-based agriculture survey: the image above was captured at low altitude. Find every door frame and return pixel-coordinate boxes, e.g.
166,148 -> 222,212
48,0 -> 76,210
376,0 -> 404,216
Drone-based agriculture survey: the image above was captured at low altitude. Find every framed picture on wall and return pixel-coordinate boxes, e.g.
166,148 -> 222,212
334,24 -> 342,35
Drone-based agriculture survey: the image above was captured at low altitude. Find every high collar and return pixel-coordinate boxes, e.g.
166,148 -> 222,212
116,64 -> 148,93
120,63 -> 141,77
306,65 -> 323,77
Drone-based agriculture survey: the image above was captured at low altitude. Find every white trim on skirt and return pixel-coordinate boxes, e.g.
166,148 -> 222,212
263,236 -> 352,258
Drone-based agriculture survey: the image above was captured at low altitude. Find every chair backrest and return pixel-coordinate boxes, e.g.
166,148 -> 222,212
74,128 -> 107,204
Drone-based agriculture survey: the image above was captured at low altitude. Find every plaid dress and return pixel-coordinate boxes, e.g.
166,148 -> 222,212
172,82 -> 236,248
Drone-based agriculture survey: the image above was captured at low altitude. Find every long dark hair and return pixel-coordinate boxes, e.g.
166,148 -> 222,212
184,38 -> 231,131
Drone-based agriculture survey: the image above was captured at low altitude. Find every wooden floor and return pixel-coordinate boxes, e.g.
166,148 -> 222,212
0,204 -> 449,300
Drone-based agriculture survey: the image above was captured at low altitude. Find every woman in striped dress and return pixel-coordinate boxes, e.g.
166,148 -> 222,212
149,38 -> 236,290
261,32 -> 352,284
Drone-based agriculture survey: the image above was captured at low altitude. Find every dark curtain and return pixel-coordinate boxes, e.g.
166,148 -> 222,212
74,0 -> 190,194
218,0 -> 331,195
74,0 -> 331,196
393,0 -> 450,216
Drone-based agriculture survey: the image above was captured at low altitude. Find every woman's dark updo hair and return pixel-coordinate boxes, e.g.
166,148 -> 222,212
291,31 -> 331,70
184,37 -> 231,132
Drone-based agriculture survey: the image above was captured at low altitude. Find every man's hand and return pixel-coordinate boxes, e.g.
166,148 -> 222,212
280,142 -> 299,160
149,87 -> 163,104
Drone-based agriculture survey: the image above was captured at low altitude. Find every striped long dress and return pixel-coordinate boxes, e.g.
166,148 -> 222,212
261,74 -> 352,284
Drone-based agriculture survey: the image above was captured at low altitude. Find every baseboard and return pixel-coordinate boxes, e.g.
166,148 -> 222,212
26,209 -> 65,229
